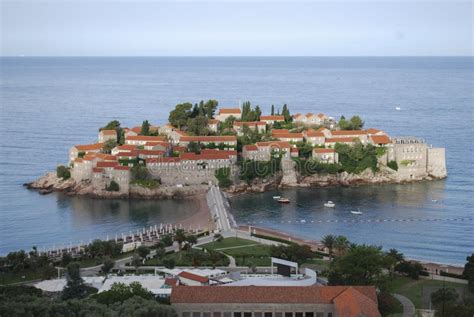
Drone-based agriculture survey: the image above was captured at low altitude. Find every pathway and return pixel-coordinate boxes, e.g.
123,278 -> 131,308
393,293 -> 416,317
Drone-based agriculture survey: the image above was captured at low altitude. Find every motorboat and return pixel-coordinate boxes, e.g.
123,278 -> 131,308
277,198 -> 290,204
395,107 -> 401,111
351,209 -> 363,215
273,196 -> 281,200
324,201 -> 335,208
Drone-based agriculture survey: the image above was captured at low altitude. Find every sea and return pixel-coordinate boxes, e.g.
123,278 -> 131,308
0,57 -> 472,265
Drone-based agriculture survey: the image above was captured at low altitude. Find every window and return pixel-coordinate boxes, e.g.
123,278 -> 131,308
255,313 -> 262,317
264,313 -> 272,317
285,313 -> 293,317
327,314 -> 333,317
182,313 -> 190,317
295,313 -> 303,317
316,314 -> 324,317
305,313 -> 313,317
224,313 -> 232,317
193,313 -> 201,317
203,313 -> 211,317
244,313 -> 252,317
275,313 -> 282,317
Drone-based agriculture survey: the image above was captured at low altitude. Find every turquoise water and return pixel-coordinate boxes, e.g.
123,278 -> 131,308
0,57 -> 473,264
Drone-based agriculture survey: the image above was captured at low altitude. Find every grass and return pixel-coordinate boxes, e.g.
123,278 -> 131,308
0,270 -> 52,285
200,238 -> 272,267
144,250 -> 229,267
388,276 -> 470,309
200,237 -> 258,250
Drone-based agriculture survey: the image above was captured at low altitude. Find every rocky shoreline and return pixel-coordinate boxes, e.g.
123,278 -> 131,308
226,165 -> 446,195
25,172 -> 208,200
26,165 -> 446,200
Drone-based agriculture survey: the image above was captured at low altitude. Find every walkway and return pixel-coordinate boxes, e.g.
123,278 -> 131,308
393,293 -> 416,317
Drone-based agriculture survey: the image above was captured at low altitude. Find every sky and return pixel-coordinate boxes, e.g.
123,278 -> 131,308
1,0 -> 472,56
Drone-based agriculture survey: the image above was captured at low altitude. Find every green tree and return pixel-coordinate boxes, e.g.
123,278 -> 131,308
328,244 -> 386,286
349,115 -> 364,130
215,167 -> 233,188
56,165 -> 71,180
131,254 -> 142,273
106,180 -> 120,191
174,229 -> 187,252
62,263 -> 93,300
187,141 -> 201,154
322,234 -> 336,259
140,120 -> 151,136
281,104 -> 292,122
102,139 -> 117,154
187,116 -> 209,136
101,258 -> 115,278
463,254 -> 474,292
334,235 -> 350,257
254,105 -> 262,121
161,234 -> 173,247
137,246 -> 150,259
387,160 -> 398,171
169,103 -> 192,129
431,288 -> 459,314
271,104 -> 275,115
202,99 -> 218,118
101,120 -> 124,145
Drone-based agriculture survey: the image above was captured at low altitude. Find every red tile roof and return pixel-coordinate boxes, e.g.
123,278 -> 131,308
75,143 -> 103,151
180,136 -> 237,143
333,287 -> 381,317
172,146 -> 187,152
271,129 -> 289,134
96,161 -> 119,168
116,150 -> 139,158
165,278 -> 178,287
314,148 -> 336,154
243,144 -> 258,151
317,113 -> 326,118
180,152 -> 233,161
256,141 -> 291,148
131,127 -> 142,134
208,119 -> 219,124
177,271 -> 209,283
115,144 -> 137,151
145,141 -> 169,147
306,129 -> 325,137
100,129 -> 117,135
114,166 -> 130,171
138,150 -> 166,156
201,149 -> 237,156
332,130 -> 367,136
171,286 -> 378,306
370,135 -> 391,144
126,135 -> 167,141
367,128 -> 381,134
92,167 -> 104,173
95,153 -> 117,161
219,108 -> 241,114
260,115 -> 285,121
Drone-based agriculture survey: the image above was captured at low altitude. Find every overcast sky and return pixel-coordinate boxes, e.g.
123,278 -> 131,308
1,0 -> 472,56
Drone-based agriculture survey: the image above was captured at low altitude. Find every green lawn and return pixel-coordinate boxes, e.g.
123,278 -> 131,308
200,238 -> 272,266
388,276 -> 470,309
144,250 -> 229,267
200,237 -> 258,250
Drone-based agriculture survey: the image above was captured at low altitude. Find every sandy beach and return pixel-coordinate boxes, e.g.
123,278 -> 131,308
178,194 -> 215,233
241,225 -> 465,274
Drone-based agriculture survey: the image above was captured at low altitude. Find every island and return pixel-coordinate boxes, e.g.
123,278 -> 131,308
27,100 -> 447,199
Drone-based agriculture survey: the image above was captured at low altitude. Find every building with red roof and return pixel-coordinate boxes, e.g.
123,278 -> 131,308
177,271 -> 209,286
179,136 -> 237,148
171,285 -> 380,317
233,121 -> 267,135
313,148 -> 339,164
125,135 -> 167,146
260,115 -> 285,124
98,129 -> 118,143
215,108 -> 242,122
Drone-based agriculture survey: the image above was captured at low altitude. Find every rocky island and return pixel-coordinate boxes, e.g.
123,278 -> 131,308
26,100 -> 447,199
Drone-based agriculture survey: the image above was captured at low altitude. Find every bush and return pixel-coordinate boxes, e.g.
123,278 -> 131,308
106,181 -> 120,192
387,160 -> 398,171
56,165 -> 71,180
335,142 -> 379,173
215,167 -> 233,188
378,291 -> 403,316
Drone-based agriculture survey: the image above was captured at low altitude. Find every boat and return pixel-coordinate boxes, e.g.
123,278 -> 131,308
273,196 -> 281,200
395,107 -> 401,111
324,201 -> 335,208
351,209 -> 363,215
277,198 -> 290,204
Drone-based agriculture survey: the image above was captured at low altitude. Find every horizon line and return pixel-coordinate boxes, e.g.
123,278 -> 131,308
1,55 -> 473,58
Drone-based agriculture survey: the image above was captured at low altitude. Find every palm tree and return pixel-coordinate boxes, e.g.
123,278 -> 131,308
174,229 -> 186,252
321,234 -> 336,259
131,253 -> 141,274
186,235 -> 197,249
334,235 -> 350,257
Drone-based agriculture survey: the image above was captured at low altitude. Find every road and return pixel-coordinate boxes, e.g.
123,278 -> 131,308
207,185 -> 234,233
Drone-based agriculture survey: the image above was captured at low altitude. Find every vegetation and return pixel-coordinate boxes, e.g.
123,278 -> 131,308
56,165 -> 71,180
102,139 -> 117,153
62,263 -> 97,300
400,159 -> 415,166
140,120 -> 151,136
464,254 -> 474,292
100,120 -> 125,145
270,244 -> 315,264
131,164 -> 151,181
106,180 -> 120,191
335,142 -> 379,173
215,167 -> 233,188
168,100 -> 218,135
241,101 -> 262,121
131,179 -> 160,189
0,285 -> 176,316
293,158 -> 343,176
145,249 -> 229,267
338,115 -> 364,130
239,155 -> 281,183
387,160 -> 398,171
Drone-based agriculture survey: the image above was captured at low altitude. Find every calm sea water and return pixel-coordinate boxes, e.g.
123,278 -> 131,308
0,57 -> 473,264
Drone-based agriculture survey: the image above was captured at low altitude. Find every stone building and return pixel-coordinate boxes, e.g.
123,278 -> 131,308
207,119 -> 220,133
91,164 -> 130,193
304,129 -> 325,146
98,129 -> 117,143
171,285 -> 381,317
330,130 -> 368,144
69,143 -> 103,163
215,108 -> 242,122
293,113 -> 327,126
242,141 -> 292,161
233,121 -> 267,135
312,148 -> 338,164
125,135 -> 167,146
260,115 -> 285,125
179,136 -> 237,149
272,132 -> 304,143
387,137 -> 446,180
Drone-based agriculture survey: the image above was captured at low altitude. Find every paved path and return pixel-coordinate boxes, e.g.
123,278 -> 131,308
214,244 -> 260,251
393,293 -> 416,317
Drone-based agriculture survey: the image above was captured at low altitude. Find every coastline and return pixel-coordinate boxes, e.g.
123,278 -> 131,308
242,225 -> 465,273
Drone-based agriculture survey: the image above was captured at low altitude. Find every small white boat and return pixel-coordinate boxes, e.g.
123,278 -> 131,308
351,209 -> 363,215
324,201 -> 335,208
300,220 -> 306,223
277,198 -> 290,204
273,196 -> 281,200
395,107 -> 401,111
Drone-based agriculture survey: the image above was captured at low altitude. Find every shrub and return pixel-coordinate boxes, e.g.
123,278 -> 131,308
387,160 -> 398,171
215,167 -> 233,188
335,142 -> 379,173
378,291 -> 402,316
56,165 -> 71,180
106,181 -> 120,192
